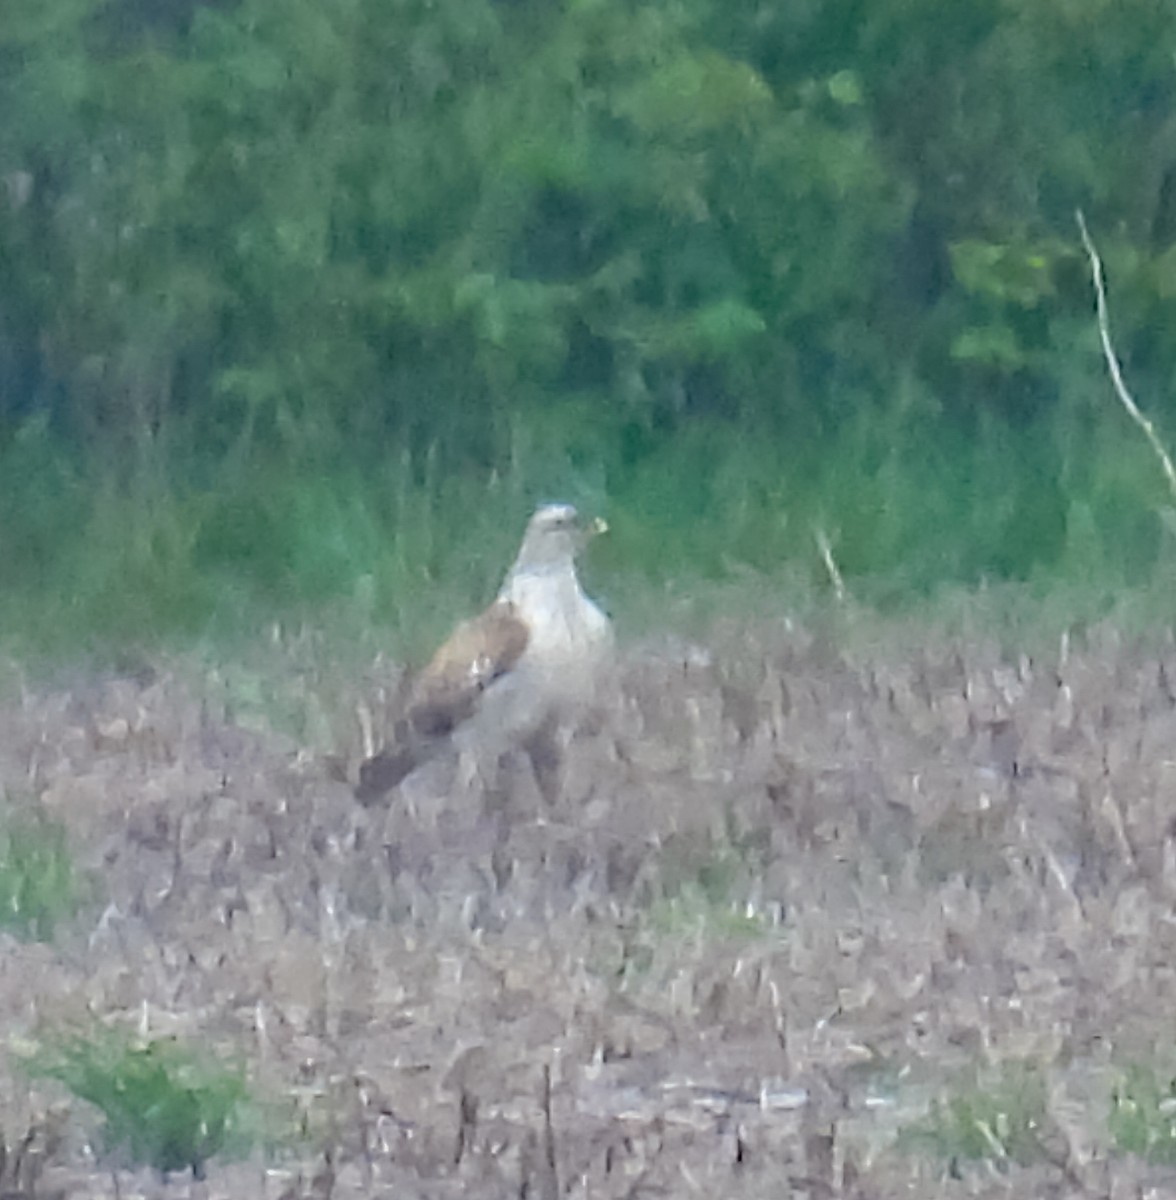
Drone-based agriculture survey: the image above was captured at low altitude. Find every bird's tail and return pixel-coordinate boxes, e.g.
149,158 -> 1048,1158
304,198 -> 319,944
355,745 -> 418,804
354,717 -> 441,805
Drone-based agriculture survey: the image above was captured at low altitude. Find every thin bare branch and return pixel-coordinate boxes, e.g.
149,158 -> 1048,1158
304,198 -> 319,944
1076,209 -> 1176,502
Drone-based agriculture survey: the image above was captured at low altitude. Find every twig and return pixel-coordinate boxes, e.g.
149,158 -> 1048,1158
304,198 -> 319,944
814,528 -> 847,603
539,1063 -> 559,1200
356,700 -> 375,760
1076,209 -> 1176,502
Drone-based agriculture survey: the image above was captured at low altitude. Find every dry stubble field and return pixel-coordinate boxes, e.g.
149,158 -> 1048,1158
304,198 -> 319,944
3,603 -> 1176,1198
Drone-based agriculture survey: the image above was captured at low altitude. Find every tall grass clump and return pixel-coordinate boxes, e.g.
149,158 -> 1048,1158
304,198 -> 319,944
1109,1063 -> 1176,1164
27,1031 -> 252,1180
901,1062 -> 1054,1171
0,801 -> 79,942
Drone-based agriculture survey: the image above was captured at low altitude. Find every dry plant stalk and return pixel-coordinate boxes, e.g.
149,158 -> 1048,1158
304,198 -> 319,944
356,699 -> 376,759
1076,209 -> 1176,502
814,527 -> 847,603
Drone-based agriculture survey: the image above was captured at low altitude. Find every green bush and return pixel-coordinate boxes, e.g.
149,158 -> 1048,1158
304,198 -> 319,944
29,1032 -> 251,1180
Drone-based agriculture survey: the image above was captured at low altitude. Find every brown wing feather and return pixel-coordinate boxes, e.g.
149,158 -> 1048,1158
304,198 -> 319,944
407,600 -> 530,737
355,601 -> 530,803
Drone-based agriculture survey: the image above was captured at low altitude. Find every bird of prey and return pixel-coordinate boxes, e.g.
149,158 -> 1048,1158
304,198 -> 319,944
356,503 -> 613,803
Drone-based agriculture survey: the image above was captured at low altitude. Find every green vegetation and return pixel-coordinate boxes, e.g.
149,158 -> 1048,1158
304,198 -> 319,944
608,838 -> 778,986
3,0 -> 1176,655
647,828 -> 780,938
902,1062 -> 1053,1171
905,1059 -> 1176,1174
1110,1064 -> 1176,1163
0,804 -> 80,942
28,1032 -> 252,1180
645,882 -> 776,942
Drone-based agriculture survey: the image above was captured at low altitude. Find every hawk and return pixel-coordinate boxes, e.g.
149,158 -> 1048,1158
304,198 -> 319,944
356,503 -> 613,803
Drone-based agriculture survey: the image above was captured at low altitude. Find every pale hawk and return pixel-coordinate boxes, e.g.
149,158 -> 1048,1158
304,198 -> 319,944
356,503 -> 613,802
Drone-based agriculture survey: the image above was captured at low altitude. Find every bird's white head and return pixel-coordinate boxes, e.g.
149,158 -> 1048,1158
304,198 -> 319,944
510,503 -> 607,575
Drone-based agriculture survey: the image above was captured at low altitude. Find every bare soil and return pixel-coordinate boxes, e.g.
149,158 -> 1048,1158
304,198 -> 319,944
4,609 -> 1176,1198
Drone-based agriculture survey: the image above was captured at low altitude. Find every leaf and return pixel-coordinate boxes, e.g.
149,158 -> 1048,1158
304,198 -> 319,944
628,298 -> 766,362
688,298 -> 767,356
614,51 -> 772,139
827,70 -> 864,106
949,239 -> 1058,306
950,324 -> 1025,367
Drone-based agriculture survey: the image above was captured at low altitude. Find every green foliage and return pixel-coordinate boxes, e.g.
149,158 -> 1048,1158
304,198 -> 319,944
638,812 -> 781,943
3,378 -> 1175,662
29,1032 -> 251,1179
0,803 -> 79,942
2,0 -> 1176,641
0,0 -> 896,456
647,875 -> 776,942
903,1062 -> 1052,1170
1110,1064 -> 1176,1163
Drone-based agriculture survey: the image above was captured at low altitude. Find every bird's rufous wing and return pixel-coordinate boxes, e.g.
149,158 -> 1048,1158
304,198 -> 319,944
405,599 -> 531,738
356,600 -> 529,802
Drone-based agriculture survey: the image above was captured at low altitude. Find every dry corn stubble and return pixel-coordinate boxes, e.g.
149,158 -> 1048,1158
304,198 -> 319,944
2,612 -> 1176,1195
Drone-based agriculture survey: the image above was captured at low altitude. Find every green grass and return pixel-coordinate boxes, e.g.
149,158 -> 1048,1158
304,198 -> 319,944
0,803 -> 80,942
1109,1064 -> 1176,1163
26,1031 -> 253,1180
647,832 -> 781,938
608,837 -> 781,985
2,393 -> 1175,667
902,1059 -> 1176,1174
646,883 -> 779,941
901,1061 -> 1053,1170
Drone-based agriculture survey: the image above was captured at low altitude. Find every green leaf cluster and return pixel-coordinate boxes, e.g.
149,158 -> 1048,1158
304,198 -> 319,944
29,1032 -> 251,1179
0,0 -> 908,461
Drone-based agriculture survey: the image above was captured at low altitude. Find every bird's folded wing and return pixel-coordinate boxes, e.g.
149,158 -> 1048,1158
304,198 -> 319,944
407,600 -> 531,737
356,601 -> 529,803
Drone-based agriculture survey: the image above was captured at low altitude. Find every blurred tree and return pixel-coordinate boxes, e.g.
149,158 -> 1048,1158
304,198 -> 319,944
1,0 -> 1175,499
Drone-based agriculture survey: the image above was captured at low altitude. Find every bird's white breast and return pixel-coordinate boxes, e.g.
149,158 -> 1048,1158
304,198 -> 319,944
500,567 -> 612,667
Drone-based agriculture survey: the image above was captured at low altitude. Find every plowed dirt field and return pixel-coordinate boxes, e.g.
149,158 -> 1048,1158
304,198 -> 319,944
3,610 -> 1176,1198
